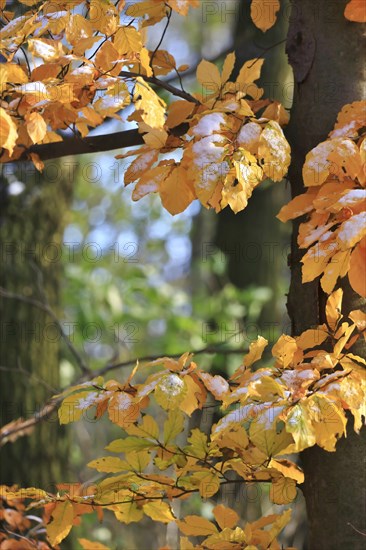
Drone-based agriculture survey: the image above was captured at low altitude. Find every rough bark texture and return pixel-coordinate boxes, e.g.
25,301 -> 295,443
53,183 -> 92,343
0,161 -> 72,487
286,1 -> 366,548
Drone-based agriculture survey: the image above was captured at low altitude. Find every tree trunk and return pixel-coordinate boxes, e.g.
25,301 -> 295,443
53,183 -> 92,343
285,1 -> 366,548
0,161 -> 72,487
215,0 -> 292,329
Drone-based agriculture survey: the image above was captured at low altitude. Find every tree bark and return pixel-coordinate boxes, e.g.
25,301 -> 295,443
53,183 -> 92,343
286,1 -> 366,548
0,161 -> 72,487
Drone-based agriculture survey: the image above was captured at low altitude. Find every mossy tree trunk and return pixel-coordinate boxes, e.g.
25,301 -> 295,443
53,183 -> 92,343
285,1 -> 366,548
0,160 -> 72,488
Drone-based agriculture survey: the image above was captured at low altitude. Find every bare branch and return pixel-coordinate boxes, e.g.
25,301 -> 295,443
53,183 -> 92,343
13,123 -> 189,163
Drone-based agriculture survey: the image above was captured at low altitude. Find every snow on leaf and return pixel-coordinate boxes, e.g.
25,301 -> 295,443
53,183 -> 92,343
154,373 -> 187,410
191,112 -> 227,137
236,122 -> 262,154
198,372 -> 229,400
337,212 -> 366,249
258,121 -> 290,181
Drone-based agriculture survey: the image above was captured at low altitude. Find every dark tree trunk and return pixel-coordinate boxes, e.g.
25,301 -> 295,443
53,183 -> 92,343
215,0 -> 292,330
285,1 -> 366,548
0,161 -> 72,487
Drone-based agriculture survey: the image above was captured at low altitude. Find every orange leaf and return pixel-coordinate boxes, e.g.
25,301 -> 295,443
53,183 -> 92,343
250,0 -> 280,32
344,0 -> 366,22
348,238 -> 366,297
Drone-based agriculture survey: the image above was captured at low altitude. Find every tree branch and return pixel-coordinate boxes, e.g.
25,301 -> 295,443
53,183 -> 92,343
0,342 -> 247,446
14,123 -> 189,163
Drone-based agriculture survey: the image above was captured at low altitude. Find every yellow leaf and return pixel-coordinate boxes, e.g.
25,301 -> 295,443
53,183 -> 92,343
349,308 -> 366,332
143,501 -> 175,523
349,239 -> 366,298
78,538 -> 110,550
125,449 -> 151,472
46,500 -> 74,546
261,101 -> 289,126
309,395 -> 347,451
270,476 -> 297,504
3,64 -> 28,84
190,133 -> 228,207
213,504 -> 239,530
125,414 -> 160,440
0,108 -> 18,156
114,26 -> 142,55
169,0 -> 199,15
58,391 -> 96,424
155,373 -> 188,410
113,501 -> 144,524
251,0 -> 280,32
268,458 -> 304,484
159,165 -> 196,214
186,428 -> 209,458
29,152 -> 44,172
125,150 -> 159,184
236,122 -> 262,154
196,59 -> 221,93
326,289 -> 343,331
177,515 -> 218,537
285,402 -> 316,452
134,77 -> 166,128
198,372 -> 229,400
28,38 -> 64,62
163,409 -> 185,445
277,189 -> 317,222
302,140 -> 334,186
195,470 -> 221,498
139,46 -> 153,77
344,0 -> 366,22
221,52 -> 235,84
90,0 -> 118,34
180,537 -> 195,550
87,456 -> 127,473
94,41 -> 122,76
236,58 -> 264,87
142,126 -> 168,149
272,334 -> 297,368
244,336 -> 268,367
249,405 -> 294,456
108,392 -> 140,428
296,328 -> 328,350
258,121 -> 291,182
221,149 -> 263,213
26,112 -> 47,144
166,100 -> 195,128
66,15 -> 92,45
320,249 -> 351,294
132,164 -> 173,201
179,374 -> 205,416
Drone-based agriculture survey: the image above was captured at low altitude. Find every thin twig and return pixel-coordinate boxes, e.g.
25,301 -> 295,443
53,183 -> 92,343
119,70 -> 200,104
